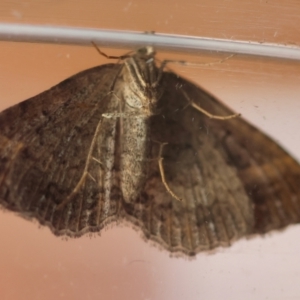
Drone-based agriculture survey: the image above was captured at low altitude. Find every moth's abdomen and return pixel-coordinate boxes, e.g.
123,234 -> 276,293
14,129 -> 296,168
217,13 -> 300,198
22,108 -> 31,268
120,117 -> 151,203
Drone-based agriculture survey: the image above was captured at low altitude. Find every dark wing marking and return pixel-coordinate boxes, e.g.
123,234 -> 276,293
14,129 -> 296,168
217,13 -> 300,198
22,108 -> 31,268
0,64 -> 123,236
121,72 -> 300,256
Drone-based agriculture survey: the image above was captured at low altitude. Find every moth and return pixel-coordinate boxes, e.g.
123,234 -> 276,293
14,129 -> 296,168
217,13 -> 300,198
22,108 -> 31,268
0,45 -> 300,256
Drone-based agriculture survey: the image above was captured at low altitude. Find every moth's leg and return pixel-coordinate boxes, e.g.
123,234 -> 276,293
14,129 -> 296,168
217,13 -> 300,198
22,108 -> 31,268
87,172 -> 97,182
91,157 -> 102,165
91,42 -> 132,60
56,119 -> 104,210
157,142 -> 183,202
181,89 -> 240,120
154,55 -> 234,86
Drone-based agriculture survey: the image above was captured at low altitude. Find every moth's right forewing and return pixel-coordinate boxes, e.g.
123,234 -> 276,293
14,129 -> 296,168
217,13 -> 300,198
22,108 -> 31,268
0,64 -> 124,236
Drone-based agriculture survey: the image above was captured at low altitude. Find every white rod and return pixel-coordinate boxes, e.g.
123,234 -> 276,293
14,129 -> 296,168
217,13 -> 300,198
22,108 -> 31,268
0,23 -> 300,61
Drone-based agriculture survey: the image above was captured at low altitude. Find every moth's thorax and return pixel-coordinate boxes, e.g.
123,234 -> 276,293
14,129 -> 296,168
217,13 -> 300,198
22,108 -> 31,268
120,47 -> 160,116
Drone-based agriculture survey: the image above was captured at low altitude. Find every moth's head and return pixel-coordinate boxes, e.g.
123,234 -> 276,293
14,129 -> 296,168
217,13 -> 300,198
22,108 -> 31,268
136,46 -> 156,60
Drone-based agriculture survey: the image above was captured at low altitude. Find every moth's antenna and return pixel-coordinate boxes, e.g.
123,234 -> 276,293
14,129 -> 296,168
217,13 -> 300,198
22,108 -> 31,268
91,41 -> 131,60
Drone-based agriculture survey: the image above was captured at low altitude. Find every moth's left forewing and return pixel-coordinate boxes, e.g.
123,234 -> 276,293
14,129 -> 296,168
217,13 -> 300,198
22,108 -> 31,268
129,71 -> 300,256
163,72 -> 300,234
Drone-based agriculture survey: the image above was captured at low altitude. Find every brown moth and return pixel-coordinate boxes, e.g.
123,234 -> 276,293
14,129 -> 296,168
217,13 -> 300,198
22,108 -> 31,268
0,46 -> 300,256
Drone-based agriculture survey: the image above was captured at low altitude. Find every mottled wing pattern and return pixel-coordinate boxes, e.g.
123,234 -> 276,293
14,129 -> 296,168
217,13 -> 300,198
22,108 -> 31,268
0,64 -> 123,236
122,72 -> 300,256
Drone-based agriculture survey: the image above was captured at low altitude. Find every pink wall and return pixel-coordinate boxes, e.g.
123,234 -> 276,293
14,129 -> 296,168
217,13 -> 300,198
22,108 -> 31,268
1,1 -> 300,299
